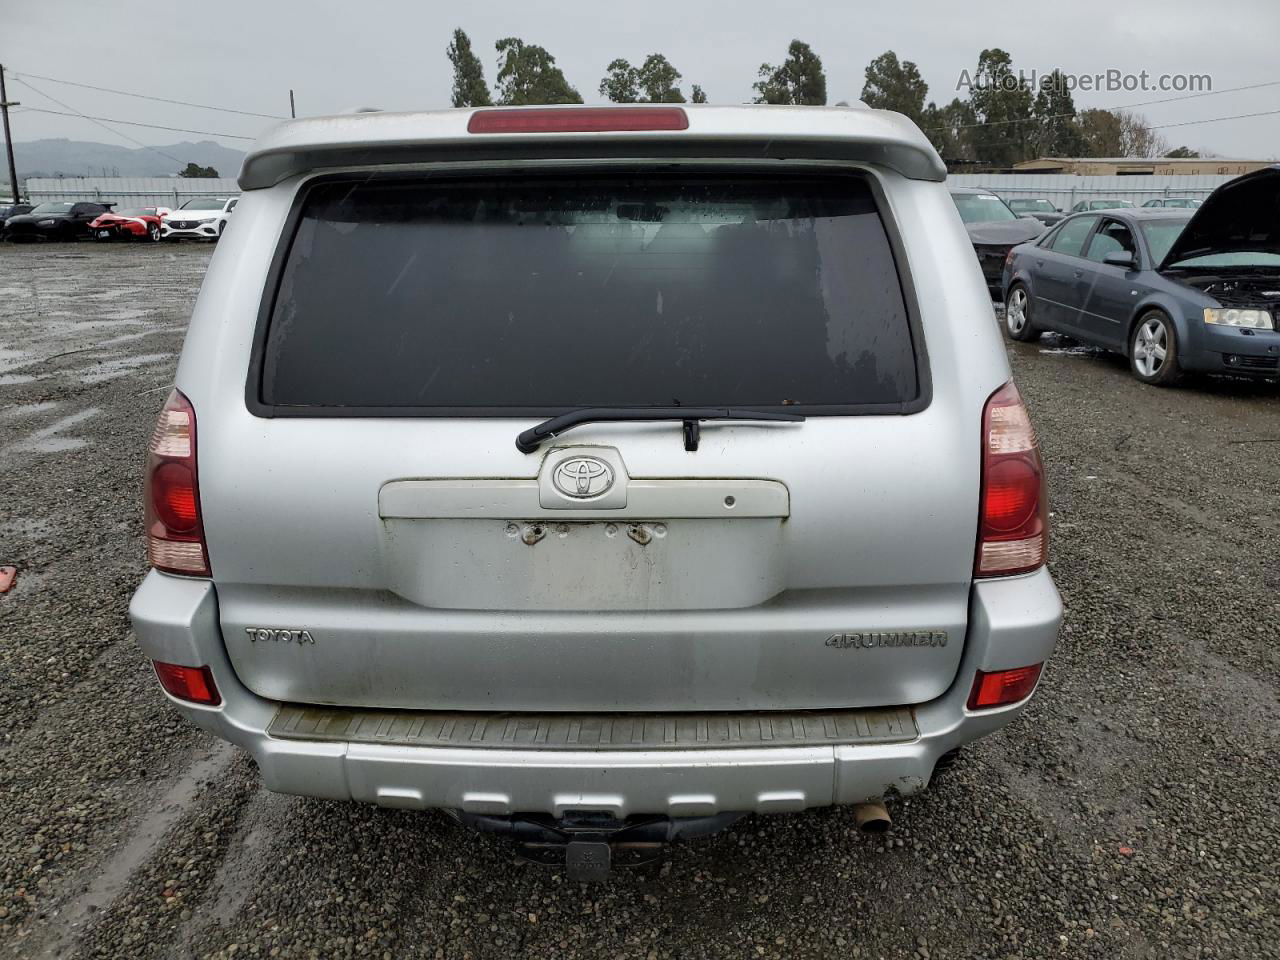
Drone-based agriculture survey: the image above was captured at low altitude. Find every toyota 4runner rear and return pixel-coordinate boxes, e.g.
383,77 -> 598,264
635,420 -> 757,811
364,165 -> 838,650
130,104 -> 1062,876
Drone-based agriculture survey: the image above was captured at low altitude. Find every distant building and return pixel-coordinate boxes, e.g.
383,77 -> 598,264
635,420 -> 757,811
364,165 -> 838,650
1013,157 -> 1273,177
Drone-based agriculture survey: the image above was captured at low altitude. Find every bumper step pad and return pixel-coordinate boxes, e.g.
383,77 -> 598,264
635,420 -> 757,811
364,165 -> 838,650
268,704 -> 918,751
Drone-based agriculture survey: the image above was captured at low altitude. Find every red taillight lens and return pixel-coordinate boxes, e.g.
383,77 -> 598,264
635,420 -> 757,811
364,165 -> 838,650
144,389 -> 210,576
968,663 -> 1043,710
976,382 -> 1047,577
468,106 -> 689,134
153,661 -> 221,706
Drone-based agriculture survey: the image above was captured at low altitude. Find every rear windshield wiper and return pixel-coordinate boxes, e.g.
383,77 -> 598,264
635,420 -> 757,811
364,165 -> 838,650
516,407 -> 805,454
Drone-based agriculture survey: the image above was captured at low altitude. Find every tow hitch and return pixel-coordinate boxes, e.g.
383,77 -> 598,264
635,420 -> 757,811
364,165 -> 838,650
454,810 -> 747,881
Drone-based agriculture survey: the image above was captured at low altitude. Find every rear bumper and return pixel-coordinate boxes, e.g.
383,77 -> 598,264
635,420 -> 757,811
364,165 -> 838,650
129,568 -> 1062,817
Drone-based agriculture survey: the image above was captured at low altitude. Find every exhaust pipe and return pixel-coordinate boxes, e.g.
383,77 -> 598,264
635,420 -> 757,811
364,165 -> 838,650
852,800 -> 892,834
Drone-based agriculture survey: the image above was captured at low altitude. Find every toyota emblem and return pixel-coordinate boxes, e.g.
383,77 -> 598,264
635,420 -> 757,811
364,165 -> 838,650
552,456 -> 615,499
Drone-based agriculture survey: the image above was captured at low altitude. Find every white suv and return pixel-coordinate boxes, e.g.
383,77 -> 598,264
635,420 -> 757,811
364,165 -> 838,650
162,196 -> 237,240
129,105 -> 1062,879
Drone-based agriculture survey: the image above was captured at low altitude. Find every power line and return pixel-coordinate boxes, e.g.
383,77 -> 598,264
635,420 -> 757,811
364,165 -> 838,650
13,90 -> 257,141
11,69 -> 286,120
1149,107 -> 1280,131
11,76 -> 186,163
19,105 -> 256,140
929,78 -> 1280,132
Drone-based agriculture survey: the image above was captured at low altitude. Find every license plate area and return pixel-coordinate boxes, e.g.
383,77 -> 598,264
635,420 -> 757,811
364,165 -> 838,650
381,517 -> 785,611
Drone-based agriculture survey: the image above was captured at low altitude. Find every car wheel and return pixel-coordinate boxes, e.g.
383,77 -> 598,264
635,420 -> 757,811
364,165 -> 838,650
148,223 -> 161,242
1129,310 -> 1182,386
1004,284 -> 1041,342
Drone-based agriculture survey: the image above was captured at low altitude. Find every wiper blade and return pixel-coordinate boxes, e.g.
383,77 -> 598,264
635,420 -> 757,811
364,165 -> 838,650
515,407 -> 805,454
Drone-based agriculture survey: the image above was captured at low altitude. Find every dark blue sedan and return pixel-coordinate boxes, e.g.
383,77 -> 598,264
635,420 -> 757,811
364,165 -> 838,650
1001,166 -> 1280,385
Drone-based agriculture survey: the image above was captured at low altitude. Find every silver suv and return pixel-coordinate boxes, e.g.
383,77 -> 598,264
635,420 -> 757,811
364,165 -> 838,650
130,104 -> 1062,877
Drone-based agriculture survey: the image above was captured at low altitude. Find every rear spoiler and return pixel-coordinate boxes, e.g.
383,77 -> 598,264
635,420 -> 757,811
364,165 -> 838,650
237,105 -> 947,189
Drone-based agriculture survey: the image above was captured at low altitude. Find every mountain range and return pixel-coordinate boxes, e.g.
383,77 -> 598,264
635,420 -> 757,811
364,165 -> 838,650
7,139 -> 247,180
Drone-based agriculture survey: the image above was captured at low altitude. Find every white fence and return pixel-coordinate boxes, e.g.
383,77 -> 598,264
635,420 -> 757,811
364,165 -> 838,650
947,173 -> 1233,211
24,177 -> 241,207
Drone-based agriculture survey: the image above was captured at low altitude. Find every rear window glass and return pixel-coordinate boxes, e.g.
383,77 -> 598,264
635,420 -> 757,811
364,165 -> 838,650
259,173 -> 920,412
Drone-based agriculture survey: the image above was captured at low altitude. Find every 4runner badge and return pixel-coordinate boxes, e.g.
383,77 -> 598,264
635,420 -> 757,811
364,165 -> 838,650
826,631 -> 949,649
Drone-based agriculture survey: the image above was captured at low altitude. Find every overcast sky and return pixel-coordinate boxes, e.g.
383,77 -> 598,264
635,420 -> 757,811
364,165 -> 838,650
4,0 -> 1279,159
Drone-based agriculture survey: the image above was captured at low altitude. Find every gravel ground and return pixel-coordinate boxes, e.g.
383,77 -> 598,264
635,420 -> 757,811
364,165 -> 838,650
1,242 -> 1277,960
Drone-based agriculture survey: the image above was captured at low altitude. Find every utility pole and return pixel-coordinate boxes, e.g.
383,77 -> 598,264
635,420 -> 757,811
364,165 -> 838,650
289,89 -> 296,119
0,64 -> 21,204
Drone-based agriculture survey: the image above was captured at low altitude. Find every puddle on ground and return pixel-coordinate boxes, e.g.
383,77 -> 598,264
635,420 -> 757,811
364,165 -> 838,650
0,401 -> 59,420
1039,346 -> 1107,357
3,407 -> 100,454
0,347 -> 39,372
76,353 -> 174,384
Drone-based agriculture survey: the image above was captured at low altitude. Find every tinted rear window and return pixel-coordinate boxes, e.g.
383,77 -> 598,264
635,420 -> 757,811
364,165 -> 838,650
259,173 -> 920,412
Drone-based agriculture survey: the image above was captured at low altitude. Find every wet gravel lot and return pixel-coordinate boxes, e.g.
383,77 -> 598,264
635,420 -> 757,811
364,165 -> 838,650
1,241 -> 1278,960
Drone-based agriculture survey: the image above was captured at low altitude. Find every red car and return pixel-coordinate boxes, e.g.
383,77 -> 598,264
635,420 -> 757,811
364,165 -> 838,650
88,207 -> 171,242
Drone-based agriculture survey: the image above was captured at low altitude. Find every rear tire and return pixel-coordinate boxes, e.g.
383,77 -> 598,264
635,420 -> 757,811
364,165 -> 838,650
1129,310 -> 1182,386
1004,284 -> 1041,342
148,223 -> 161,242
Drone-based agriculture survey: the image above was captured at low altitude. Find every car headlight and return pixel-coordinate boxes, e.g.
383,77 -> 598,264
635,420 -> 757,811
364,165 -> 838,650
1203,308 -> 1275,330
39,219 -> 57,226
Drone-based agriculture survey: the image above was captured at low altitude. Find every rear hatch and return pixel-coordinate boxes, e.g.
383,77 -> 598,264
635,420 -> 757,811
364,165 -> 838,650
205,166 -> 981,712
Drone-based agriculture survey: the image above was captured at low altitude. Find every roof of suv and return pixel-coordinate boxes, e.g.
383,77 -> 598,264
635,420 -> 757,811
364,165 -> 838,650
237,104 -> 947,190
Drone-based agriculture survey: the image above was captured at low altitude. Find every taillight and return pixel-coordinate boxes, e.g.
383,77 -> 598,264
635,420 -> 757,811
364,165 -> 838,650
968,663 -> 1043,710
144,389 -> 210,576
976,382 -> 1047,577
153,661 -> 221,706
467,106 -> 689,134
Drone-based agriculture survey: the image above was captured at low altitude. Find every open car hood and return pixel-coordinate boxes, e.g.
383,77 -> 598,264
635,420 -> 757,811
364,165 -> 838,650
1159,165 -> 1280,269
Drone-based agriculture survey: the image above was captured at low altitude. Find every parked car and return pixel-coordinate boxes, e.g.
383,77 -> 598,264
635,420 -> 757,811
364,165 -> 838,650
161,196 -> 237,240
950,187 -> 1046,297
129,104 -> 1062,879
0,201 -> 34,234
3,201 -> 115,242
1069,198 -> 1135,212
89,206 -> 171,242
1002,165 -> 1280,385
1142,197 -> 1202,209
1006,197 -> 1064,227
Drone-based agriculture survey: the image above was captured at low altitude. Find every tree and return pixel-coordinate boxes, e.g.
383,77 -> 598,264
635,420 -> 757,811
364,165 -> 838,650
1077,108 -> 1167,158
691,84 -> 707,104
753,40 -> 826,106
599,58 -> 640,103
179,162 -> 219,178
967,49 -> 1034,167
636,54 -> 685,103
1077,108 -> 1123,156
600,54 -> 690,103
1031,69 -> 1084,157
447,29 -> 492,107
922,97 -> 976,162
494,37 -> 583,105
860,51 -> 927,124
1164,145 -> 1201,158
1117,110 -> 1168,158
